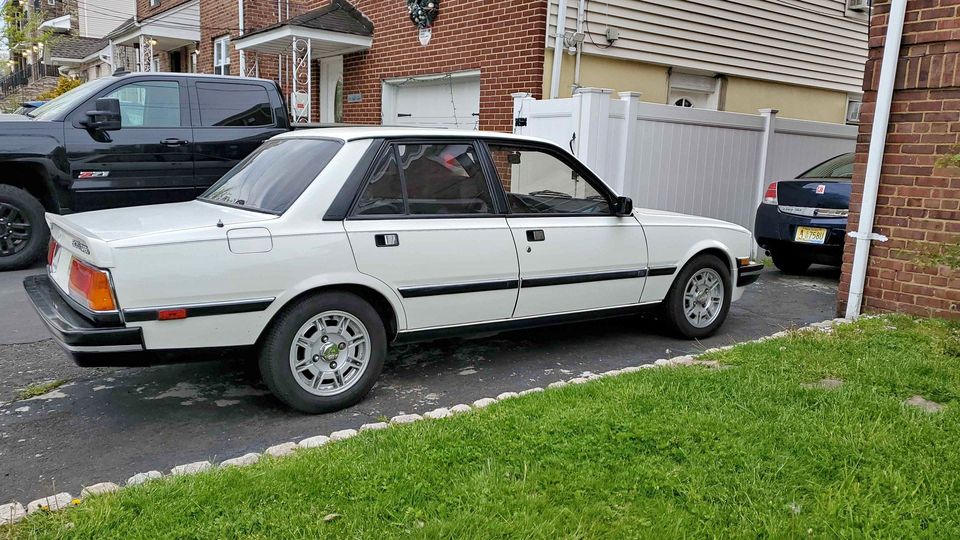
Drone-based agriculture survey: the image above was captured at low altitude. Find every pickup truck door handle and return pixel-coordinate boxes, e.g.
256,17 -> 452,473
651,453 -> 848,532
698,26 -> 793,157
160,138 -> 189,147
526,229 -> 545,242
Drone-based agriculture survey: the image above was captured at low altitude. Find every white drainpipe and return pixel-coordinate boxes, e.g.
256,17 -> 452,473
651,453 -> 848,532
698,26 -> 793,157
238,0 -> 245,75
573,0 -> 585,91
845,0 -> 907,319
549,0 -> 568,99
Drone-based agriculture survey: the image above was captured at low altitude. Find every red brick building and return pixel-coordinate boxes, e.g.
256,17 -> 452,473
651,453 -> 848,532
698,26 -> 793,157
838,0 -> 960,318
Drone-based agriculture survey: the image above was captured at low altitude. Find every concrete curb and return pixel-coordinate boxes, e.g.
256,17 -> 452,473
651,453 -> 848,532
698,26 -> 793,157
1,317 -> 856,524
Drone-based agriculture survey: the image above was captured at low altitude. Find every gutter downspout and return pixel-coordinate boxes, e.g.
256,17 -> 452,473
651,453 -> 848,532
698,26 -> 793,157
238,0 -> 245,76
844,0 -> 907,319
573,0 -> 585,92
549,0 -> 568,99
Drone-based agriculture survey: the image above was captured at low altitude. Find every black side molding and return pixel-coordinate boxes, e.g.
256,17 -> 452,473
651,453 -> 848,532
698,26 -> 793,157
647,266 -> 677,277
736,263 -> 764,287
399,279 -> 519,299
521,269 -> 646,288
123,298 -> 274,322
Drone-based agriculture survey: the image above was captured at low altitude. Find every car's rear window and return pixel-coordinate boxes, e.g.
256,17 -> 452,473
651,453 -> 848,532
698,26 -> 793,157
199,138 -> 342,214
799,153 -> 855,179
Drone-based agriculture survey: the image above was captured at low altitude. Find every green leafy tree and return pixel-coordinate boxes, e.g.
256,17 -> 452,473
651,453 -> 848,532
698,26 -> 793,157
2,2 -> 56,71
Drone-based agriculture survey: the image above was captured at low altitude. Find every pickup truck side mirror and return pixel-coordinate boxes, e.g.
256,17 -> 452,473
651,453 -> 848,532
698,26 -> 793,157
614,196 -> 633,216
81,98 -> 121,131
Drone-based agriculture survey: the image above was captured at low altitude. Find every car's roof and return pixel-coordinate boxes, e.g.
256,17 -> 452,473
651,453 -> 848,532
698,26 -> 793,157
275,126 -> 561,146
115,71 -> 275,84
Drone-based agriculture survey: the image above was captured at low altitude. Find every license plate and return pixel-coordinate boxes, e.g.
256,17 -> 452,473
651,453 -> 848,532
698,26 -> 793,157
795,226 -> 827,244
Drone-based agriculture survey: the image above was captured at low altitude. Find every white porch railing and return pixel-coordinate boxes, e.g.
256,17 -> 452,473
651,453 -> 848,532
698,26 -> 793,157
512,89 -> 858,235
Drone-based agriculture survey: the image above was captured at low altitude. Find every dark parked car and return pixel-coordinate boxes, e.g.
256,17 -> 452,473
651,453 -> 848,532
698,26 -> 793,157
13,101 -> 45,115
754,153 -> 853,274
0,71 -> 294,270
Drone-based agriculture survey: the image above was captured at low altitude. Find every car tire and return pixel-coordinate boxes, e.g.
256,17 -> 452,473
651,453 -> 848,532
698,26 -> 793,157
258,291 -> 386,414
771,250 -> 812,275
0,185 -> 48,272
661,254 -> 732,339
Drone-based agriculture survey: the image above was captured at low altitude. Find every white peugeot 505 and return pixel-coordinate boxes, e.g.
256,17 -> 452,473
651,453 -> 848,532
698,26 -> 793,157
25,128 -> 763,413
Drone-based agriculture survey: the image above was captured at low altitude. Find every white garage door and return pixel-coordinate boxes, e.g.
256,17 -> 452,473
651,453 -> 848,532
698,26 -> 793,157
383,74 -> 480,130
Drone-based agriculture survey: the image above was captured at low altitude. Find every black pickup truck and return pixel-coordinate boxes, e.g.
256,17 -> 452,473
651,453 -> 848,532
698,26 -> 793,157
0,71 -> 294,270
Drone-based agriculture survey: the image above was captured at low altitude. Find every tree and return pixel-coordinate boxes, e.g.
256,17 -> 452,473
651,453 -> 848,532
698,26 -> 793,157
2,1 -> 56,73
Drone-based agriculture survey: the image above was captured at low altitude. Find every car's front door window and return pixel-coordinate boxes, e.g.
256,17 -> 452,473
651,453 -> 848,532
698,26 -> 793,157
104,80 -> 181,127
487,145 -> 611,215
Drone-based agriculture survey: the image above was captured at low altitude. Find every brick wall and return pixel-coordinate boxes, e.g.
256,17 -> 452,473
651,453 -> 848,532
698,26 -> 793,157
137,0 -> 193,20
838,0 -> 960,318
342,0 -> 547,132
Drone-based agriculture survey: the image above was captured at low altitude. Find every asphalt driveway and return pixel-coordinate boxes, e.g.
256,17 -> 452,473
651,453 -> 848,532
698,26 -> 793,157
0,267 -> 840,504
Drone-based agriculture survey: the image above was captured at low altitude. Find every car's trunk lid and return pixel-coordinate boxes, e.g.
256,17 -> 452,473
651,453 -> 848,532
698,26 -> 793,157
777,179 -> 851,209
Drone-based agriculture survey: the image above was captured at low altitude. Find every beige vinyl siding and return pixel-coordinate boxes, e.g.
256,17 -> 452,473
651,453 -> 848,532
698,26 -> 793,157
548,0 -> 868,94
79,0 -> 136,38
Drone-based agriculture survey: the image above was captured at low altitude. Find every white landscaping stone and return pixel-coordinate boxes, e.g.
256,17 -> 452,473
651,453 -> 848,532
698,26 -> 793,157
472,398 -> 496,408
0,503 -> 26,525
27,493 -> 73,514
450,404 -> 472,414
601,370 -> 623,377
330,429 -> 358,441
546,381 -> 568,389
620,366 -> 644,373
299,435 -> 331,447
653,358 -> 671,366
424,407 -> 451,419
568,377 -> 590,384
170,461 -> 212,476
496,391 -> 519,400
126,470 -> 162,486
81,482 -> 119,497
359,422 -> 389,432
391,413 -> 423,424
519,387 -> 543,396
220,453 -> 261,468
265,442 -> 298,457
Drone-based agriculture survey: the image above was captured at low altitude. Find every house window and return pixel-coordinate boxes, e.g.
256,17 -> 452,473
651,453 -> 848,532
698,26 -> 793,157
846,98 -> 862,124
150,0 -> 159,6
151,55 -> 160,73
213,36 -> 230,76
668,72 -> 721,110
47,0 -> 55,6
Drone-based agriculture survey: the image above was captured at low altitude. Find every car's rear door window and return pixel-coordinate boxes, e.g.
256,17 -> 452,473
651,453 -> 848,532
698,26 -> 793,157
352,142 -> 494,216
196,81 -> 274,127
799,153 -> 854,179
199,138 -> 341,214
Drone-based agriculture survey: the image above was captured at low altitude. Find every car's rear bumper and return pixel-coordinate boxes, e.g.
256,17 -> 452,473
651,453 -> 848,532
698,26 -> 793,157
754,204 -> 847,263
23,274 -> 148,366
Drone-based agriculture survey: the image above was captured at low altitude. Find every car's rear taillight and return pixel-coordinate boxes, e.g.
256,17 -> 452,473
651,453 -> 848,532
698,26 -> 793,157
68,258 -> 116,312
762,182 -> 778,205
47,239 -> 58,267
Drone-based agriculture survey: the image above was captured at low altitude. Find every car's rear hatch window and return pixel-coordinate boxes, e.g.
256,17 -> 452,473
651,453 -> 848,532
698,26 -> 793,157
199,138 -> 342,214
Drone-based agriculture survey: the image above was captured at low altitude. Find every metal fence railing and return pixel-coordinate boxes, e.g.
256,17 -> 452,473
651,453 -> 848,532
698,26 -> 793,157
0,63 -> 61,95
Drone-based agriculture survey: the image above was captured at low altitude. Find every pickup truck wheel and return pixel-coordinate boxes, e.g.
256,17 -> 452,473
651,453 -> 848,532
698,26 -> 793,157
259,292 -> 386,414
771,250 -> 812,275
0,185 -> 48,271
661,254 -> 731,339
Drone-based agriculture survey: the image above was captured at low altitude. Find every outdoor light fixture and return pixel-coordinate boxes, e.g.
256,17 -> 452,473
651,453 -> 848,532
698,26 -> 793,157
148,38 -> 158,46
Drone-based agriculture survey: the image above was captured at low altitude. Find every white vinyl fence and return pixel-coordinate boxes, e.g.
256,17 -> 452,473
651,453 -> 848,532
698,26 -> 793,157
511,89 -> 858,234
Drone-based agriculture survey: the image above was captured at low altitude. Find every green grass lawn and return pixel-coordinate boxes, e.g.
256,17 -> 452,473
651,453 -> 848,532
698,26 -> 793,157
8,316 -> 960,539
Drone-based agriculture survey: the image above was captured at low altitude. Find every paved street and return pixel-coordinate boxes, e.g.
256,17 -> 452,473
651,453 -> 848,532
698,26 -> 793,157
0,261 -> 46,346
0,267 -> 840,504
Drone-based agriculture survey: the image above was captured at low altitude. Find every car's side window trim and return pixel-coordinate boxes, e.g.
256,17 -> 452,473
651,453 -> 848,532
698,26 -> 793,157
345,138 -> 503,220
73,77 -> 190,129
479,139 -> 617,217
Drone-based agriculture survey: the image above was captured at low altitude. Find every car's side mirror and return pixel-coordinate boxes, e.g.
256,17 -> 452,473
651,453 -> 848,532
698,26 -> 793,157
614,196 -> 633,216
80,98 -> 121,131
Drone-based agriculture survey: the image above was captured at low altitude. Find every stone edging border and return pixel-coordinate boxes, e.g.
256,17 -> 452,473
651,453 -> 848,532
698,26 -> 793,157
0,317 -> 856,526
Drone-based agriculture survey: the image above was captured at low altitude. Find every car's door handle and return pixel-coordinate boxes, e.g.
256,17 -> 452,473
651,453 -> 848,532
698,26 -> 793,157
160,138 -> 189,146
375,233 -> 399,247
526,229 -> 545,242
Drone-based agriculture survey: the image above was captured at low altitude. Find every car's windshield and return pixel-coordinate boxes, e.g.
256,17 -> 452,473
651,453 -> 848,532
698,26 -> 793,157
199,138 -> 343,214
799,153 -> 855,179
29,78 -> 112,119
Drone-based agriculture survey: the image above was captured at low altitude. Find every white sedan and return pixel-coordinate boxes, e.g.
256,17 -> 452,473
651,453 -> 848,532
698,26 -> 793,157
25,128 -> 763,413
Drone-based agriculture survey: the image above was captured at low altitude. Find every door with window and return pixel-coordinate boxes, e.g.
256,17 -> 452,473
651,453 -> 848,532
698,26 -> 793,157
64,77 -> 195,211
343,141 -> 519,329
487,143 -> 648,317
190,79 -> 287,192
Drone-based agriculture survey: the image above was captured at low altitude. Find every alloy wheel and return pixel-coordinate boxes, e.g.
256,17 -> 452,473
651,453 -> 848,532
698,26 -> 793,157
682,268 -> 725,328
0,202 -> 31,257
288,310 -> 371,396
